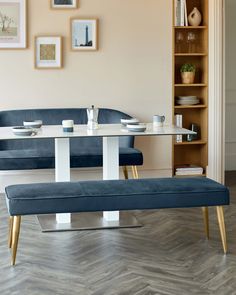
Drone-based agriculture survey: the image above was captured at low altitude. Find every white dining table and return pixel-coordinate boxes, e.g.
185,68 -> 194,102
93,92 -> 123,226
0,123 -> 195,231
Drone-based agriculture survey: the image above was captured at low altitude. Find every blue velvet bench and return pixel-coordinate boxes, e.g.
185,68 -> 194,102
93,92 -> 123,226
0,108 -> 143,179
5,177 -> 229,265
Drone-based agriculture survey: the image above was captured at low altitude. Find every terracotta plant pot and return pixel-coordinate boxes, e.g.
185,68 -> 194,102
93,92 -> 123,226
181,72 -> 195,84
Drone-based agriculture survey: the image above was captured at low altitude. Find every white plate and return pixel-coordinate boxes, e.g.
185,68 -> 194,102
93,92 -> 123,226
121,118 -> 139,126
12,126 -> 36,136
23,120 -> 42,129
127,124 -> 146,132
177,96 -> 197,100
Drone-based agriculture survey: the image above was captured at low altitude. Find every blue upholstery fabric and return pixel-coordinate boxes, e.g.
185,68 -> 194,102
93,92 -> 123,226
5,178 -> 230,216
0,108 -> 143,170
0,147 -> 143,170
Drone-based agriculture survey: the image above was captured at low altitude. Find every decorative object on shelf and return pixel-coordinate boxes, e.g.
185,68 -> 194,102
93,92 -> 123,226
187,123 -> 200,141
180,63 -> 196,84
153,115 -> 165,127
0,0 -> 27,49
87,105 -> 99,130
187,31 -> 198,53
71,18 -> 98,51
35,36 -> 62,69
62,120 -> 74,132
51,0 -> 78,9
175,31 -> 184,53
175,114 -> 183,143
188,7 -> 202,26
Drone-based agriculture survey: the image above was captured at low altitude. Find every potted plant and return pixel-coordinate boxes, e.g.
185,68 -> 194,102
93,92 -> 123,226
180,63 -> 196,84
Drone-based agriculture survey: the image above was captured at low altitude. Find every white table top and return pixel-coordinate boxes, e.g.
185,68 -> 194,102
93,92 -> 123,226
0,124 -> 195,140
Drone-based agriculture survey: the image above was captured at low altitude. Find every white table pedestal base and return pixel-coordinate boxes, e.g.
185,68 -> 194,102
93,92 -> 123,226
37,136 -> 142,231
103,137 -> 120,221
55,138 -> 71,224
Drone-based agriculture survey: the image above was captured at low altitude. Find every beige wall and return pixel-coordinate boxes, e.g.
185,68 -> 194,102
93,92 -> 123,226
225,0 -> 236,170
0,0 -> 172,179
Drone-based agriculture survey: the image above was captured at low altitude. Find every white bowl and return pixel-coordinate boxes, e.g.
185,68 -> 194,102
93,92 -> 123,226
127,124 -> 146,132
12,126 -> 35,136
121,118 -> 139,126
23,120 -> 43,129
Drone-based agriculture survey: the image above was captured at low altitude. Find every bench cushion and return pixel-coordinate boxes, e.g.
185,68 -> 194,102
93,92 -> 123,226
5,178 -> 230,216
0,147 -> 143,170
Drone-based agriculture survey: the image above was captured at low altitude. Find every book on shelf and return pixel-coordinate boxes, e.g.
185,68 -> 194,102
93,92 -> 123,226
175,165 -> 204,175
175,114 -> 183,142
175,0 -> 188,26
175,0 -> 181,26
184,0 -> 188,26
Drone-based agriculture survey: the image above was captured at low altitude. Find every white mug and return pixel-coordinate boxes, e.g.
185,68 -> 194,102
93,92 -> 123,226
153,115 -> 165,127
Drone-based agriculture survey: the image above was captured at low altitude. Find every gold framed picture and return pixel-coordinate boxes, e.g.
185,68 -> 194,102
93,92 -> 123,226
35,36 -> 62,69
71,18 -> 98,51
51,0 -> 78,9
0,0 -> 27,49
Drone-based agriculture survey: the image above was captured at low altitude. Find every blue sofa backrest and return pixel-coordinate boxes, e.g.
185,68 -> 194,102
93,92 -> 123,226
0,108 -> 134,151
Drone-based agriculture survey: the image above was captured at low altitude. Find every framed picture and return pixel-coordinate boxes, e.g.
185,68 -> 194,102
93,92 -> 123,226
71,18 -> 98,51
35,36 -> 62,69
51,0 -> 78,9
0,0 -> 27,49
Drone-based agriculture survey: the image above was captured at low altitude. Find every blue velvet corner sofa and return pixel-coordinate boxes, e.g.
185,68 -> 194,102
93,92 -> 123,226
0,108 -> 143,178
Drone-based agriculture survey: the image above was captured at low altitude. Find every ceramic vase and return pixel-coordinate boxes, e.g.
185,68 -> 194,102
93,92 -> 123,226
188,7 -> 202,26
181,72 -> 195,84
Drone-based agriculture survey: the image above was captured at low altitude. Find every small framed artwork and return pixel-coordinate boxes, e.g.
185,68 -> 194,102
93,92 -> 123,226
0,0 -> 27,49
35,36 -> 62,69
71,18 -> 98,51
51,0 -> 78,9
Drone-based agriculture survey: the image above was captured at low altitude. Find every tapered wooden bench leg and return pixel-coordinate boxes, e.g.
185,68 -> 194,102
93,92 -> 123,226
202,207 -> 209,239
122,166 -> 129,179
11,216 -> 21,266
216,206 -> 227,254
132,166 -> 139,179
8,216 -> 14,248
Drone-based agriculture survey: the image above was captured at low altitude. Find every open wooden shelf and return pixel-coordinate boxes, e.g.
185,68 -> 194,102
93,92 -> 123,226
175,83 -> 207,87
174,104 -> 207,109
174,173 -> 206,178
174,140 -> 207,146
175,53 -> 207,56
172,0 -> 208,177
174,26 -> 207,29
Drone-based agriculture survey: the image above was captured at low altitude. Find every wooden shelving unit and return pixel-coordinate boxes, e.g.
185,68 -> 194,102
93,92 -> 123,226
172,0 -> 208,177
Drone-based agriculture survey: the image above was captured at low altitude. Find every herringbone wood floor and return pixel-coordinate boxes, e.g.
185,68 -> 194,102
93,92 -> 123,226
1,173 -> 236,295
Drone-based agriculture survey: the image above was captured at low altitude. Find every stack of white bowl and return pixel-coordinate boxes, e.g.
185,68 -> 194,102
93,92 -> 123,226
176,96 -> 200,105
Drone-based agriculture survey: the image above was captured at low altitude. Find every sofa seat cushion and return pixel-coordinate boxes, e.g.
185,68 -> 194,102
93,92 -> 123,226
5,177 -> 229,216
0,147 -> 143,170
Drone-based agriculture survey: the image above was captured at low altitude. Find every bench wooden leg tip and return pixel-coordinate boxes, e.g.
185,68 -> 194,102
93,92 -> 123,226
10,216 -> 21,266
216,206 -> 228,254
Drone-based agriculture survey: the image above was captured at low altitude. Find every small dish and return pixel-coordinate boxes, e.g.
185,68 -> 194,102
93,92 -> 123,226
23,120 -> 43,129
127,124 -> 146,132
121,118 -> 139,126
12,126 -> 36,136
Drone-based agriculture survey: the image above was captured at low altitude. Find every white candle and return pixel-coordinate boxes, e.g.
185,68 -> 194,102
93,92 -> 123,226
62,120 -> 74,128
